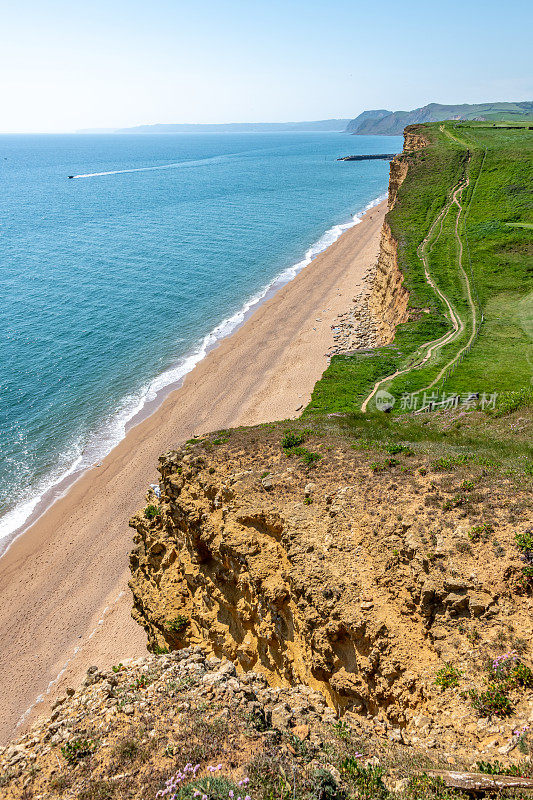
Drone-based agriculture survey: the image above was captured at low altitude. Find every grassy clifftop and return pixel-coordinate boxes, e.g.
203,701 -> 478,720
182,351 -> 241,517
308,121 -> 533,421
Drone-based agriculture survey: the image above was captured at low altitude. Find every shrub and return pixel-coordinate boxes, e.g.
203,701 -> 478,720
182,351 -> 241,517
49,775 -> 72,792
386,443 -> 414,455
167,615 -> 189,634
432,455 -> 469,471
332,720 -> 350,740
246,706 -> 269,731
477,760 -> 526,776
435,663 -> 461,689
515,530 -> 533,555
289,446 -> 322,466
405,774 -> 460,799
60,738 -> 95,765
130,675 -> 150,690
469,685 -> 513,717
78,781 -> 115,800
489,651 -> 533,688
144,504 -> 161,520
468,522 -> 493,542
341,761 -> 388,799
312,769 -> 342,800
281,431 -> 306,449
112,737 -> 144,764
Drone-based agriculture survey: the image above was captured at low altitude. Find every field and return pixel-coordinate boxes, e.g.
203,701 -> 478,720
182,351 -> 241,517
307,121 -> 533,417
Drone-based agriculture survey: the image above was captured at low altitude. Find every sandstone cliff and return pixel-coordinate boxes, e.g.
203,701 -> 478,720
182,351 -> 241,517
129,423 -> 533,757
366,126 -> 427,345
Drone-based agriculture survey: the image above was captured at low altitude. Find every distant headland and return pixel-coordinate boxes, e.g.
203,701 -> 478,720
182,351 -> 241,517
76,101 -> 533,135
76,119 -> 351,134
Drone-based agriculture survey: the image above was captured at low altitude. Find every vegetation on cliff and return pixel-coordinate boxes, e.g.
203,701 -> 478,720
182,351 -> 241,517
307,121 -> 533,420
5,647 -> 533,800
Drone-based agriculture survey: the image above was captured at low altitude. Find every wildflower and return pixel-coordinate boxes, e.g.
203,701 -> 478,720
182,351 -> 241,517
229,791 -> 234,798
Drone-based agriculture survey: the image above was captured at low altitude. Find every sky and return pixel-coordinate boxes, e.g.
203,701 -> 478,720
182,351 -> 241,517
1,0 -> 532,133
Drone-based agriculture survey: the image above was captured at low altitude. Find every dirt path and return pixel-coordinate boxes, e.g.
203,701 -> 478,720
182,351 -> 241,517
361,124 -> 487,413
361,178 -> 468,411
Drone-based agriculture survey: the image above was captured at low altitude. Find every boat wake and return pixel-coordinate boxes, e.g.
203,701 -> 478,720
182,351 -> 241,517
69,151 -> 240,179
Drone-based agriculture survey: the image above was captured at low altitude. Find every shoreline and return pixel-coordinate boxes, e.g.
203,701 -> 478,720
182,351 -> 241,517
0,195 -> 385,559
0,198 -> 387,745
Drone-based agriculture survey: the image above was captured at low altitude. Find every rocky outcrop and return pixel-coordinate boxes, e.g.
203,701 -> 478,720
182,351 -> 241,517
129,426 -> 533,746
5,641 -> 532,799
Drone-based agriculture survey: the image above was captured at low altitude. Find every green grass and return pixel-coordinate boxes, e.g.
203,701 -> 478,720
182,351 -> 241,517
306,121 -> 533,415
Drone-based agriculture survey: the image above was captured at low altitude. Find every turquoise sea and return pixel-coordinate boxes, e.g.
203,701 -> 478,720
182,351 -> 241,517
0,131 -> 401,544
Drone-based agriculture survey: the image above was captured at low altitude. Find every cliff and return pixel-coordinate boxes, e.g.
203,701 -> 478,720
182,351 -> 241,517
346,101 -> 533,135
364,126 -> 428,344
128,424 -> 533,757
2,419 -> 531,799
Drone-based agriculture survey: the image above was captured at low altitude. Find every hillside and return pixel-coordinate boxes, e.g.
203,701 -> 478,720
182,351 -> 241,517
113,119 -> 351,134
347,102 -> 533,135
308,120 -> 533,417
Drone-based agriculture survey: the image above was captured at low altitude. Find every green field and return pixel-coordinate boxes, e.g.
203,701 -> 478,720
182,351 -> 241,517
306,121 -> 533,416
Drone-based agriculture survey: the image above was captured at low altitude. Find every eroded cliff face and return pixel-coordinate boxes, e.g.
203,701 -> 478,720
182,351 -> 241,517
129,425 -> 533,741
368,125 -> 429,344
368,221 -> 409,344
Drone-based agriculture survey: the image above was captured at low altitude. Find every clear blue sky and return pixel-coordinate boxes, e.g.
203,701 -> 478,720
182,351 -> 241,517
2,0 -> 531,132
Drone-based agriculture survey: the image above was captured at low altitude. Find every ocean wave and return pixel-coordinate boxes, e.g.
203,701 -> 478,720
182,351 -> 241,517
0,194 -> 385,550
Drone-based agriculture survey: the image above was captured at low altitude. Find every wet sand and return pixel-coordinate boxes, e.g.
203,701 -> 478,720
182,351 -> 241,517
0,200 -> 386,744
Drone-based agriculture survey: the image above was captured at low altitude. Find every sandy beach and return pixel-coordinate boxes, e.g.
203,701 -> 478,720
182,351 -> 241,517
0,200 -> 386,745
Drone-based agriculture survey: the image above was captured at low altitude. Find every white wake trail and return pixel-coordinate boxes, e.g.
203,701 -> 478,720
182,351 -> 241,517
70,151 -> 239,179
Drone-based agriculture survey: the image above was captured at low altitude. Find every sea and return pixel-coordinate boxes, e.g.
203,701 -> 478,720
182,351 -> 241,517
0,131 -> 402,546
